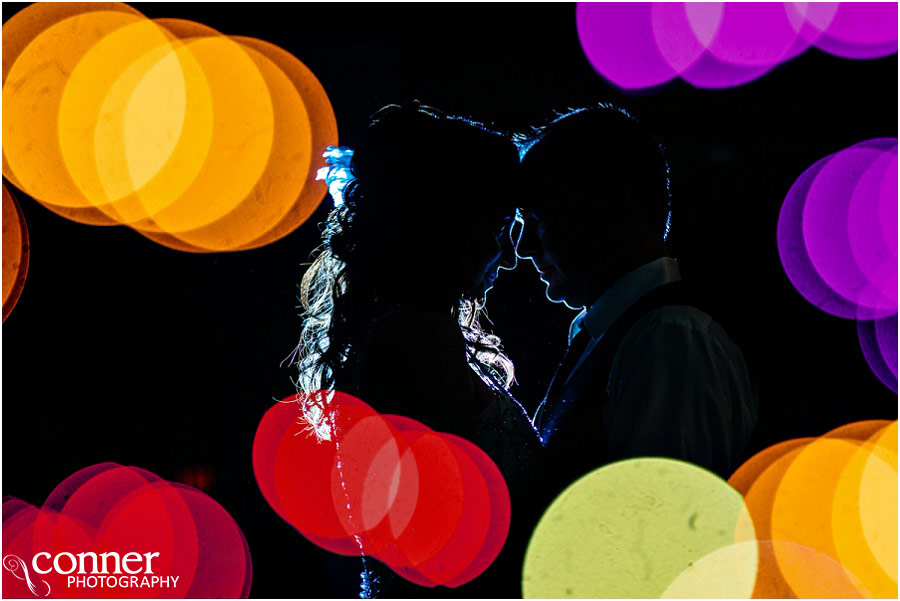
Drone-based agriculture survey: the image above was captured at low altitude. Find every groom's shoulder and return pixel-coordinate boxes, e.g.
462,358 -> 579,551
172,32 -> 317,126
632,304 -> 715,332
618,304 -> 745,360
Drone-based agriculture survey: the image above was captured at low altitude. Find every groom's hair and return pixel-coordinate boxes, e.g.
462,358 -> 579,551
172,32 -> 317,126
519,104 -> 672,241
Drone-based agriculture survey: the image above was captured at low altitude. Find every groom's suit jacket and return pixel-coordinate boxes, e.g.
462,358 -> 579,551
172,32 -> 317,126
533,258 -> 757,496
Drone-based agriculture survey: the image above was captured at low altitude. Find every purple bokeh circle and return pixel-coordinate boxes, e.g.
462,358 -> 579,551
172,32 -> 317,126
858,317 -> 898,393
578,2 -> 897,93
696,3 -> 805,67
678,50 -> 777,89
778,153 -> 858,319
880,158 -> 898,259
802,140 -> 898,319
660,3 -> 778,89
847,147 -> 898,311
875,313 -> 898,379
576,3 -> 679,90
813,2 -> 899,60
777,138 -> 897,319
651,2 -> 712,75
784,2 -> 840,50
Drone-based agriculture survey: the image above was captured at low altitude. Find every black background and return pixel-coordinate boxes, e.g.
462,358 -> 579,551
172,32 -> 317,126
3,3 -> 897,598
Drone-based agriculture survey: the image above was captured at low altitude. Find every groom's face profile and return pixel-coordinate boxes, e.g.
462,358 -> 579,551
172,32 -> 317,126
517,209 -> 563,301
517,202 -> 601,309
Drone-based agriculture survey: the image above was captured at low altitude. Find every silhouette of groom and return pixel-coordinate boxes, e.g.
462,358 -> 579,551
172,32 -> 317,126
517,105 -> 757,494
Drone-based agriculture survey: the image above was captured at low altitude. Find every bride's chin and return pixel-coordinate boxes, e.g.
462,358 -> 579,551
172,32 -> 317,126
461,279 -> 490,307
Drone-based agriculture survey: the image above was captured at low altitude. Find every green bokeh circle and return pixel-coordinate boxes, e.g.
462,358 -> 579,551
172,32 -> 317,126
522,457 -> 756,598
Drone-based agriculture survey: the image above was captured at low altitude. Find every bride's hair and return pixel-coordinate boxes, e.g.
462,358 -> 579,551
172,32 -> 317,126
294,103 -> 518,397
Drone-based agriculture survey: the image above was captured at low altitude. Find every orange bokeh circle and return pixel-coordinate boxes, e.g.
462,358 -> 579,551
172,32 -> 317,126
132,27 -> 312,251
3,6 -> 337,253
133,29 -> 336,252
3,10 -> 148,224
2,182 -> 30,321
56,19 -> 214,225
730,421 -> 898,598
1,1 -> 142,205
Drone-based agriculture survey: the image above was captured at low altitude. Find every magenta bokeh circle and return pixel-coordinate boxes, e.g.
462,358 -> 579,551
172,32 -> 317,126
778,153 -> 857,318
813,2 -> 899,60
784,3 -> 839,50
858,316 -> 898,393
876,313 -> 898,380
650,3 -> 710,75
577,2 -> 897,92
879,158 -> 898,259
802,139 -> 898,319
778,138 -> 897,319
576,3 -> 679,90
693,3 -> 805,67
848,147 -> 898,310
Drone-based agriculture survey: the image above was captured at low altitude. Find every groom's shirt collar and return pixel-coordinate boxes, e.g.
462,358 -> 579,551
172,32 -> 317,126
568,257 -> 682,344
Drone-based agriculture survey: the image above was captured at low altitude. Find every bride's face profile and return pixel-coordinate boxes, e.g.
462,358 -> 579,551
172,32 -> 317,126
338,104 -> 522,307
466,210 -> 523,304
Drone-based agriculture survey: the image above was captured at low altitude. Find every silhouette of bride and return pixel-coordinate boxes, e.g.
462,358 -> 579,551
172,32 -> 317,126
293,102 -> 540,597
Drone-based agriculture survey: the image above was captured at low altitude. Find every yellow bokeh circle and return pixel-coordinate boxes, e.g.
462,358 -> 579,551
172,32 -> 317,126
522,457 -> 756,598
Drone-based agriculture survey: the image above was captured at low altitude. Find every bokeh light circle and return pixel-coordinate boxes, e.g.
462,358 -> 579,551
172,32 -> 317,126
660,540 -> 758,598
803,141 -> 898,319
576,3 -> 679,90
754,539 -> 870,598
131,33 -> 312,252
858,316 -> 899,392
1,2 -> 143,198
253,392 -> 511,587
683,3 -> 806,85
783,2 -> 839,52
822,419 -> 893,441
770,436 -> 895,597
831,429 -> 898,593
731,421 -> 898,598
576,2 -> 898,92
812,2 -> 899,59
2,4 -> 336,252
522,457 -> 755,598
728,422 -> 898,597
847,147 -> 898,307
3,10 -> 148,208
2,183 -> 30,321
57,19 -> 191,213
778,152 -> 857,318
875,313 -> 898,379
649,3 -> 711,75
3,463 -> 252,598
228,36 -> 337,251
777,137 -> 898,319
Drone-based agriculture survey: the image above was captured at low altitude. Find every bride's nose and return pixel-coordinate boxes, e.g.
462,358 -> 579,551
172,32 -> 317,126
498,240 -> 517,270
516,218 -> 539,260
